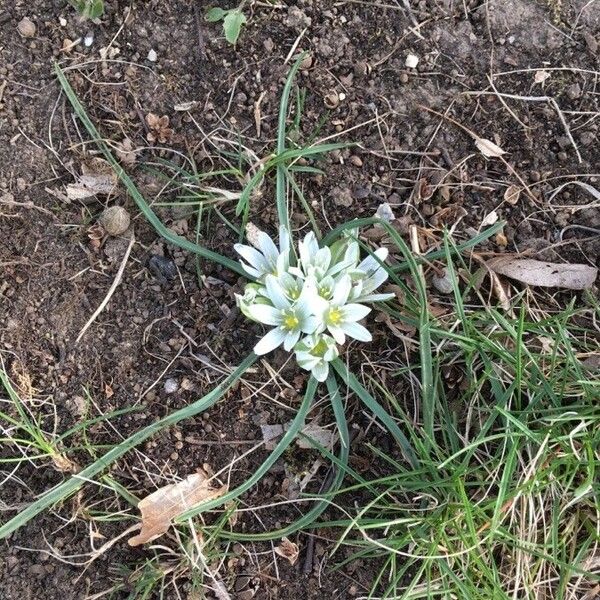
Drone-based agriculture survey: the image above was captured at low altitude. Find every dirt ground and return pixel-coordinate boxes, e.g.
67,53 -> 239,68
0,0 -> 598,598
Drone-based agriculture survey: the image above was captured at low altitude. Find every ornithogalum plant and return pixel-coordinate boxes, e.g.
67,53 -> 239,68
235,224 -> 394,381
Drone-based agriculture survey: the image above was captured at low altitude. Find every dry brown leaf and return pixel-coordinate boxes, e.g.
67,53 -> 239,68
488,257 -> 598,290
66,158 -> 118,200
52,453 -> 80,473
534,70 -> 551,84
296,423 -> 333,449
474,137 -> 506,158
128,470 -> 227,546
481,210 -> 499,227
488,270 -> 512,311
504,185 -> 521,205
274,537 -> 299,565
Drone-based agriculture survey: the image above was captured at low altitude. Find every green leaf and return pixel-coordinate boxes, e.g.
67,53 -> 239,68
70,0 -> 104,19
205,6 -> 226,22
223,10 -> 246,44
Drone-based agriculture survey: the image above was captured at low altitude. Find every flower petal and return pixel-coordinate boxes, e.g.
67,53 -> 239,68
247,304 -> 281,326
362,267 -> 389,294
301,316 -> 320,334
340,321 -> 372,342
328,325 -> 346,345
332,274 -> 352,306
312,361 -> 329,382
254,327 -> 286,355
265,275 -> 290,310
358,247 -> 388,275
256,231 -> 279,266
355,292 -> 395,303
341,303 -> 371,322
234,244 -> 269,271
283,329 -> 301,351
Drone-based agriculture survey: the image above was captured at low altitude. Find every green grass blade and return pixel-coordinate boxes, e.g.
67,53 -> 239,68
176,375 -> 318,521
0,353 -> 257,540
331,359 -> 419,468
54,63 -> 246,278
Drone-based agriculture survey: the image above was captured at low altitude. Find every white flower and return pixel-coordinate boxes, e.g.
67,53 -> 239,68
246,276 -> 319,354
315,275 -> 372,345
350,248 -> 394,303
295,333 -> 339,382
234,225 -> 290,280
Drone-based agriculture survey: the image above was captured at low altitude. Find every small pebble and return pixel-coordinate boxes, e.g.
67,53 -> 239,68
17,17 -> 36,38
147,48 -> 157,62
557,151 -> 568,162
405,53 -> 419,69
164,378 -> 178,394
400,72 -> 409,84
99,206 -> 130,236
84,31 -> 94,46
432,268 -> 454,294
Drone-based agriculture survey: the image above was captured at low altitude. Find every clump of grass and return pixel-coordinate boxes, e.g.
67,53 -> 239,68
307,235 -> 600,599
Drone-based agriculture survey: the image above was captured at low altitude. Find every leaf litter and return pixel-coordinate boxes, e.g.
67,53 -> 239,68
128,469 -> 227,546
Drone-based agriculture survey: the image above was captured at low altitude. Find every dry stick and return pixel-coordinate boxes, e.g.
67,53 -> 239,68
463,90 -> 583,163
418,104 -> 540,204
76,233 -> 135,343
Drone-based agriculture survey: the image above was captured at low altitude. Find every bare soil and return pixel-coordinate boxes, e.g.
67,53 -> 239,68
1,0 -> 598,598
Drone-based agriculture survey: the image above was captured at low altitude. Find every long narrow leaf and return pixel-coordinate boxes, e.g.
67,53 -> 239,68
0,353 -> 257,539
54,63 -> 246,278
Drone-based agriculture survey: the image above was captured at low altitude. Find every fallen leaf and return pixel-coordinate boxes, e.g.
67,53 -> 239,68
52,453 -> 80,473
296,423 -> 333,449
274,537 -> 299,565
503,185 -> 521,205
488,270 -> 512,311
128,469 -> 227,546
481,210 -> 499,227
261,422 -> 333,450
174,101 -> 197,112
488,257 -> 598,290
66,158 -> 118,200
534,70 -> 551,84
375,202 -> 396,223
474,137 -> 506,158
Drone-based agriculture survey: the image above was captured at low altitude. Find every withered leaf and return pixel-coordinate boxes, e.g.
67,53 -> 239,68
274,537 -> 299,565
66,158 -> 118,200
488,257 -> 597,290
504,185 -> 521,205
128,470 -> 227,546
474,137 -> 506,158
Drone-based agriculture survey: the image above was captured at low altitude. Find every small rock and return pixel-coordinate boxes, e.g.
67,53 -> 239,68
583,32 -> 598,54
405,53 -> 419,69
566,83 -> 582,100
147,48 -> 157,62
557,151 -> 568,163
349,155 -> 363,167
556,135 -> 570,149
300,54 -> 313,70
84,31 -> 94,47
17,17 -> 36,38
579,131 -> 595,146
99,206 -> 130,236
400,72 -> 409,84
263,37 -> 274,52
333,186 -> 354,208
375,202 -> 395,222
164,378 -> 178,394
432,268 -> 454,294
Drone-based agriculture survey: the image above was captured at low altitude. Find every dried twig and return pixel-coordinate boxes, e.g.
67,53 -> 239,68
76,233 -> 135,343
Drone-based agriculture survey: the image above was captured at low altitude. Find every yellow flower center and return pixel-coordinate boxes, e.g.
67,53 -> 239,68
327,308 -> 342,326
311,338 -> 328,357
283,314 -> 299,330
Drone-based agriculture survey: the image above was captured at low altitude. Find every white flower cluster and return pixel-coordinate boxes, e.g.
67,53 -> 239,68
234,226 -> 393,382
